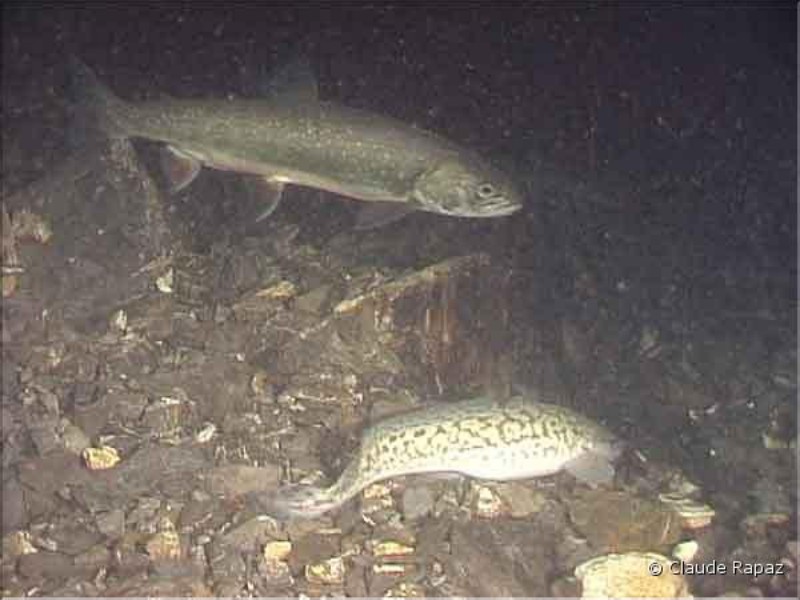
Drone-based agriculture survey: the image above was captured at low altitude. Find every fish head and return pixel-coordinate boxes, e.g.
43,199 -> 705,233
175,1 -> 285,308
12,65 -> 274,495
568,420 -> 625,487
589,423 -> 625,462
411,155 -> 524,218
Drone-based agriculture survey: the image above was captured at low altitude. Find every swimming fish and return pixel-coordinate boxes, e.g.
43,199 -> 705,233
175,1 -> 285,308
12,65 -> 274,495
70,58 -> 523,228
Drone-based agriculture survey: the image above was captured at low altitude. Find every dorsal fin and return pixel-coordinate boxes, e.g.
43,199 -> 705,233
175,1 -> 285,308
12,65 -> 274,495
259,58 -> 318,105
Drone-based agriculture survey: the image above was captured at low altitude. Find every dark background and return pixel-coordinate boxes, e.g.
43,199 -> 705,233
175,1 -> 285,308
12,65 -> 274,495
2,3 -> 795,269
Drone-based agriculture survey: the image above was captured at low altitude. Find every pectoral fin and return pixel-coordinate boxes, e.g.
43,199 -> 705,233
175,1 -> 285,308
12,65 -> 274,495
258,58 -> 319,106
160,145 -> 202,193
247,177 -> 286,222
564,452 -> 616,488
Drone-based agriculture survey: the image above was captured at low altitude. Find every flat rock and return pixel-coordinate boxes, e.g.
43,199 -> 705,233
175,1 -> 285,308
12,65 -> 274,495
17,551 -> 75,582
203,464 -> 281,497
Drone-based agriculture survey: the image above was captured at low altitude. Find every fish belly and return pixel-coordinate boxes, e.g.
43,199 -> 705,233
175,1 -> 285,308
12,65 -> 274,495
448,445 -> 568,480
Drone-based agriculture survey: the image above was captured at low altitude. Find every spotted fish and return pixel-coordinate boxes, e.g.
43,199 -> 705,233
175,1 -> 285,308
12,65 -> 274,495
264,394 -> 622,520
70,58 -> 523,228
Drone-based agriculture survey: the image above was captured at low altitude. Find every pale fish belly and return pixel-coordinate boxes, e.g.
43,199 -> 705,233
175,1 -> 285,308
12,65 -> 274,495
262,395 -> 620,520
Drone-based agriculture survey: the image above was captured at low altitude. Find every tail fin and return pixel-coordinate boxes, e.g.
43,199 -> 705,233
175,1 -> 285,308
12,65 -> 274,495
68,57 -> 135,141
248,484 -> 342,521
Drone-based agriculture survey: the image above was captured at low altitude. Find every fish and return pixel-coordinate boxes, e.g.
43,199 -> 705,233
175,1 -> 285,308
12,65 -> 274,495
70,59 -> 523,228
261,394 -> 622,520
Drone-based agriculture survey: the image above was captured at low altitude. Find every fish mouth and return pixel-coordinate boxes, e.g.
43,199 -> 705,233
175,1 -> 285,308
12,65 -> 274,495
488,202 -> 523,216
457,201 -> 523,218
478,193 -> 525,216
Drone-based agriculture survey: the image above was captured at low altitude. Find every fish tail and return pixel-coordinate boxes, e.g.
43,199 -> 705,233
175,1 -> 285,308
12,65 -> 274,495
263,483 -> 344,520
68,57 -> 137,140
262,462 -> 365,521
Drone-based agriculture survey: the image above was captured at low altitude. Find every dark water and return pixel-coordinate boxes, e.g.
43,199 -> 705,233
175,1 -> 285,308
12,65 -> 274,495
4,4 -> 794,270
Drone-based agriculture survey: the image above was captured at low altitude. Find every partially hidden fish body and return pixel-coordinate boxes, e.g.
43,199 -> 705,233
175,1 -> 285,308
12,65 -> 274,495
70,59 -> 523,227
266,395 -> 622,520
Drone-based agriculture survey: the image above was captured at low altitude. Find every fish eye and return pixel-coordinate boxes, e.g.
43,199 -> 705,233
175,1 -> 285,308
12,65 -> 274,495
477,183 -> 497,199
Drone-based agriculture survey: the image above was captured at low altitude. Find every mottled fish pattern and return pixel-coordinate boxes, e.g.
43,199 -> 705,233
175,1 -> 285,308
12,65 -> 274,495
266,394 -> 621,520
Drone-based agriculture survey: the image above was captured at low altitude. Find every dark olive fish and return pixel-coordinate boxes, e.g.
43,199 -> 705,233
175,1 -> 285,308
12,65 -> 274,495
71,59 -> 523,227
